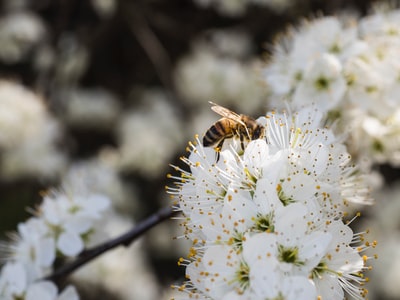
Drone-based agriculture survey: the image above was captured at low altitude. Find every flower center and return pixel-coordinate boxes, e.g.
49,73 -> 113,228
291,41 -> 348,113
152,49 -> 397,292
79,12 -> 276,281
278,245 -> 304,266
229,230 -> 245,250
329,43 -> 341,54
252,212 -> 275,233
315,76 -> 330,91
233,262 -> 250,294
276,183 -> 295,206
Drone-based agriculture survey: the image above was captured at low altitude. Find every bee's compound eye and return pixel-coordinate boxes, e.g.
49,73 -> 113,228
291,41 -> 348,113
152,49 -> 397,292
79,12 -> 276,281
252,127 -> 263,139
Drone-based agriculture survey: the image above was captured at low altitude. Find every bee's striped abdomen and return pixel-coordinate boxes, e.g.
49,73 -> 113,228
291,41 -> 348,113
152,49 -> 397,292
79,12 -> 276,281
203,119 -> 232,147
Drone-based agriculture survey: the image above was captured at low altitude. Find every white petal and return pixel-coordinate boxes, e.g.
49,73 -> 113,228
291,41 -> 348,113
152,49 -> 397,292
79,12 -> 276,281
38,237 -> 56,267
274,203 -> 308,241
282,276 -> 317,300
243,139 -> 269,173
249,257 -> 281,299
26,281 -> 57,300
81,194 -> 110,214
0,262 -> 27,296
58,285 -> 80,300
202,245 -> 239,298
315,274 -> 344,300
243,232 -> 278,263
253,178 -> 283,214
299,231 -> 332,269
57,231 -> 84,256
64,216 -> 92,234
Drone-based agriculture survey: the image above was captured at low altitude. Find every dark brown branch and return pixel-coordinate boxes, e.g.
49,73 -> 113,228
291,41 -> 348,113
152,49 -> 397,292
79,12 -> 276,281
45,205 -> 179,283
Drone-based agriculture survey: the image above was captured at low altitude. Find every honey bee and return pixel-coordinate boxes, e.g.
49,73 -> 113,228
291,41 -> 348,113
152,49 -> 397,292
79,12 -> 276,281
203,102 -> 264,158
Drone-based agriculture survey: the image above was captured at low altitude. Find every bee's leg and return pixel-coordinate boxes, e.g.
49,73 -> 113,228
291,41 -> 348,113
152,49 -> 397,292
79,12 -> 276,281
240,132 -> 245,151
215,151 -> 221,162
214,140 -> 224,162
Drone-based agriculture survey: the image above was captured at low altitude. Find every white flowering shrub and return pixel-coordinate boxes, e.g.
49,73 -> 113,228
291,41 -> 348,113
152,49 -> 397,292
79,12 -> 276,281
0,1 -> 392,299
262,7 -> 400,166
0,190 -> 110,299
168,106 -> 375,299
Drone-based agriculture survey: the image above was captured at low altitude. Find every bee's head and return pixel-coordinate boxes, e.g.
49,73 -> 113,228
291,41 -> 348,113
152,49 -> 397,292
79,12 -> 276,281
251,125 -> 264,140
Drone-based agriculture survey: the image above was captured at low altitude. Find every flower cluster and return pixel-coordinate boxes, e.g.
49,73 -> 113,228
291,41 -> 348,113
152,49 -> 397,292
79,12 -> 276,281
62,88 -> 121,130
262,6 -> 400,166
0,80 -> 66,180
168,107 -> 375,299
0,185 -> 111,299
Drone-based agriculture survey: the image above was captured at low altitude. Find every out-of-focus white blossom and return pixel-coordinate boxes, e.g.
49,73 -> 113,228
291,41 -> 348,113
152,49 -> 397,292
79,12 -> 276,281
262,8 -> 400,166
7,218 -> 55,279
0,11 -> 46,63
0,167 -> 118,299
168,106 -> 374,299
359,182 -> 400,300
62,88 -> 121,129
33,44 -> 56,74
54,35 -> 89,85
204,30 -> 253,59
91,0 -> 116,18
116,88 -> 185,178
0,80 -> 66,180
61,155 -> 138,214
192,0 -> 293,16
71,212 -> 160,300
174,32 -> 267,115
0,261 -> 79,300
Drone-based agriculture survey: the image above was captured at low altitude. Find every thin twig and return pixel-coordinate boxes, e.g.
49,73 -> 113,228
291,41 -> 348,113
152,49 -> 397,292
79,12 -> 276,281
45,205 -> 178,283
127,2 -> 174,93
122,1 -> 190,115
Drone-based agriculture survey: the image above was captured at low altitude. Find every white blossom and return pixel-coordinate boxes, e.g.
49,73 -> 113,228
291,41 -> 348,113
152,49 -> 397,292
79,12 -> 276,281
54,35 -> 89,84
40,190 -> 110,256
262,8 -> 400,166
0,161 -> 117,299
168,106 -> 373,299
6,218 -> 55,279
90,0 -> 116,18
0,11 -> 45,63
60,156 -> 136,213
174,32 -> 267,115
0,80 -> 66,180
61,88 -> 121,129
192,0 -> 293,16
0,261 -> 78,300
116,88 -> 185,178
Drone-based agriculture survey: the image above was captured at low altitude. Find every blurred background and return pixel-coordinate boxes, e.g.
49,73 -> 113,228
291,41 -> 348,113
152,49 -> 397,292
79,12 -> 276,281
0,0 -> 398,299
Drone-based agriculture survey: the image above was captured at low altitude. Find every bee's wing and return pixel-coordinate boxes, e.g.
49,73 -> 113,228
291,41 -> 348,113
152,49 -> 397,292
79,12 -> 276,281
209,101 -> 245,125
